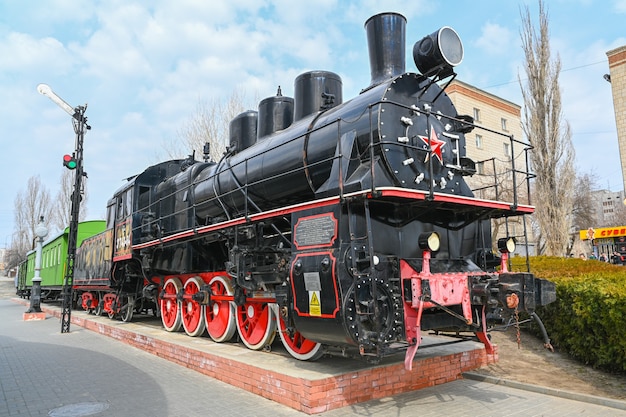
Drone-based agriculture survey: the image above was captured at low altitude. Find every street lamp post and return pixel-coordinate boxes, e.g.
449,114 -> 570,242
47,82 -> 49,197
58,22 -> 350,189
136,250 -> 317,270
26,216 -> 48,314
38,83 -> 90,333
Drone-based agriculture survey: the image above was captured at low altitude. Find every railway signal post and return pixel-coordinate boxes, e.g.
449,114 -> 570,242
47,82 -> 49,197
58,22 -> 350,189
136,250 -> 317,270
37,83 -> 90,333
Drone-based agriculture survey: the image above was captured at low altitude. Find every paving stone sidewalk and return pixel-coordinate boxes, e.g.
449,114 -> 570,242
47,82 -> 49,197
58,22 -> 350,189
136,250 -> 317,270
1,276 -> 625,416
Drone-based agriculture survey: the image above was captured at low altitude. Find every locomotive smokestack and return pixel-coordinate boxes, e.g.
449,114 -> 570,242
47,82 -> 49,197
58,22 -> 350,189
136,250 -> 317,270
365,12 -> 406,88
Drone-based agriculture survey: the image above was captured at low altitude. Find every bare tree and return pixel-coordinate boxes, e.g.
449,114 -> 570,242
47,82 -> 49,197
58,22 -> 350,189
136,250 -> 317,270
571,172 -> 597,231
519,1 -> 575,256
6,176 -> 53,269
50,169 -> 89,230
567,171 -> 599,254
162,89 -> 253,162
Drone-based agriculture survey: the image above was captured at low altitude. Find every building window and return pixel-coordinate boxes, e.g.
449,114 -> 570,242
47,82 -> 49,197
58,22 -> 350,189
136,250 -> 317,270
475,134 -> 483,149
476,161 -> 484,175
503,142 -> 511,160
473,107 -> 481,122
501,118 -> 508,131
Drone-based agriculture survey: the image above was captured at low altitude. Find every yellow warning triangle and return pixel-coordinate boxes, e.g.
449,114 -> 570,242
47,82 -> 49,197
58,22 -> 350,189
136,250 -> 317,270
310,292 -> 320,306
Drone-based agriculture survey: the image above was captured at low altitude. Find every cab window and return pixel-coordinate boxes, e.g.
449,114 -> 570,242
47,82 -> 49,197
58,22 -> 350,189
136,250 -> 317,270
106,202 -> 116,229
117,196 -> 124,220
125,188 -> 133,216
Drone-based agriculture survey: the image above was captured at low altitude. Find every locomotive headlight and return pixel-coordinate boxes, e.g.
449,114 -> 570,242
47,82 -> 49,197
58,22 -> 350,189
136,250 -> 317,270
418,232 -> 440,252
413,26 -> 463,77
498,237 -> 516,254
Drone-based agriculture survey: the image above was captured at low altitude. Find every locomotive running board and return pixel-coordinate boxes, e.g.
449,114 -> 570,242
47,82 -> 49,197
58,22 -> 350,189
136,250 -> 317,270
373,187 -> 534,214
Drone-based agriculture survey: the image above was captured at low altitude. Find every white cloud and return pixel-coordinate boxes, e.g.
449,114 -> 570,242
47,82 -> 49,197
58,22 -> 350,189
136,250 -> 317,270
475,22 -> 514,57
0,32 -> 74,74
614,0 -> 626,13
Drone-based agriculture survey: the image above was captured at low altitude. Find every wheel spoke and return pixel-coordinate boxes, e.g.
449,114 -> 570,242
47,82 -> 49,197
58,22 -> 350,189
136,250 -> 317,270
236,299 -> 276,350
181,277 -> 206,337
160,277 -> 182,332
205,276 -> 236,342
103,293 -> 117,319
81,292 -> 93,312
120,295 -> 134,323
94,293 -> 103,316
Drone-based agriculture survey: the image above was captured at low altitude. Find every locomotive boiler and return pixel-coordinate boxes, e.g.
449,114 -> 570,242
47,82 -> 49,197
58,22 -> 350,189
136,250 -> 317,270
74,12 -> 555,370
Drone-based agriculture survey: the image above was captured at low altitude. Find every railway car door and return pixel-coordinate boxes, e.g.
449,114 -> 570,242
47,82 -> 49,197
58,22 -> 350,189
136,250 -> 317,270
113,188 -> 133,261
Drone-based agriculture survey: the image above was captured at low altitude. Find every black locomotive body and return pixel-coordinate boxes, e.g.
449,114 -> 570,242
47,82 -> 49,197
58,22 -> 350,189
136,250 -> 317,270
74,12 -> 555,369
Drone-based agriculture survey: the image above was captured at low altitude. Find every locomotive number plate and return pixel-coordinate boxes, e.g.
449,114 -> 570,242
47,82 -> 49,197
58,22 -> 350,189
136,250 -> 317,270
294,213 -> 337,249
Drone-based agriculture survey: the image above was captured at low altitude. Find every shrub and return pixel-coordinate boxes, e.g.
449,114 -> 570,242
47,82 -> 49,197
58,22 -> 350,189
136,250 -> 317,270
510,256 -> 626,373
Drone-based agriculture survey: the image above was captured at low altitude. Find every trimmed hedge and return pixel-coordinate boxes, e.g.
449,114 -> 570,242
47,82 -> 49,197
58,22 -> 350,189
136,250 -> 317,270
510,256 -> 626,373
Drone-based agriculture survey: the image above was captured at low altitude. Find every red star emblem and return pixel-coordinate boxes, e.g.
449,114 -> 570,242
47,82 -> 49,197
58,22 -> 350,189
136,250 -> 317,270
418,125 -> 445,164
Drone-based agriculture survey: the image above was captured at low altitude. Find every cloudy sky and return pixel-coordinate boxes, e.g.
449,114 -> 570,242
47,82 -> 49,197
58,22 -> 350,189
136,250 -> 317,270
1,0 -> 625,244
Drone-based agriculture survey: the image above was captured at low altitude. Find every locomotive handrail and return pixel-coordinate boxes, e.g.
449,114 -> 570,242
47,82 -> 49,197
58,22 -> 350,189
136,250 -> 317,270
132,186 -> 534,251
336,118 -> 345,201
303,110 -> 332,194
212,150 -> 236,221
221,153 -> 293,247
468,126 -> 534,208
509,134 -> 519,210
141,149 -> 341,239
524,146 -> 536,206
426,110 -> 436,202
472,158 -> 499,198
367,103 -> 378,197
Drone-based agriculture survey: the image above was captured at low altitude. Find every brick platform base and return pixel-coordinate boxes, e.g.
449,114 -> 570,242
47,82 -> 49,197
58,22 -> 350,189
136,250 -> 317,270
23,311 -> 47,321
16,299 -> 497,414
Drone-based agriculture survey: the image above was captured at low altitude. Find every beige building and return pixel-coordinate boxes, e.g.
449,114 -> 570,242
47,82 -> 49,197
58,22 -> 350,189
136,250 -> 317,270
606,45 -> 626,192
446,80 -> 534,254
446,79 -> 525,196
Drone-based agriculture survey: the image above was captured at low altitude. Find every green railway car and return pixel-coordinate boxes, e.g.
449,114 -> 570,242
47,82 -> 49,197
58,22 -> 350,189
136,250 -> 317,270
17,220 -> 107,300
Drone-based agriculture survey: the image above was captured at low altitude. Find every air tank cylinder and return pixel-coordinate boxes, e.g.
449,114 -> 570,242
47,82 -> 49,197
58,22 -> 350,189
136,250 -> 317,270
229,110 -> 258,152
257,91 -> 294,139
293,70 -> 343,121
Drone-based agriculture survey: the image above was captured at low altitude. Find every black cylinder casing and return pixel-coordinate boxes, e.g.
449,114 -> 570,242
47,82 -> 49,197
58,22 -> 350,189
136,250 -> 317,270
258,94 -> 294,139
229,110 -> 258,152
294,71 -> 343,121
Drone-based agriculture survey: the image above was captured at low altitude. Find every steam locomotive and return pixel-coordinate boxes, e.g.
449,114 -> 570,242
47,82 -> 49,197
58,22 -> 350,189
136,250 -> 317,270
74,12 -> 555,370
